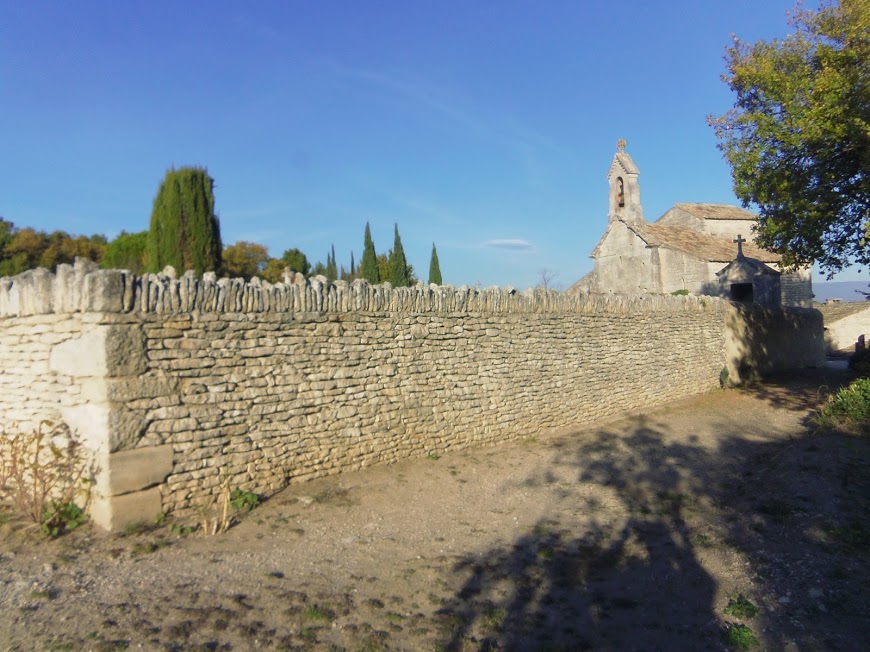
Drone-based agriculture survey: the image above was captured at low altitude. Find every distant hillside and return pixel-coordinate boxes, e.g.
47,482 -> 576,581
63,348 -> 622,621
813,281 -> 869,303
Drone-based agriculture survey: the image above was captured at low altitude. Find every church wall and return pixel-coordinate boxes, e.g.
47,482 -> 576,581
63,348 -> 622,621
656,249 -> 710,294
592,223 -> 659,293
780,269 -> 814,307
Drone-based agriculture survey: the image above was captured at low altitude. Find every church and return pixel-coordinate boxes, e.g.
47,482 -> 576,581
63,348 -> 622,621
568,142 -> 813,307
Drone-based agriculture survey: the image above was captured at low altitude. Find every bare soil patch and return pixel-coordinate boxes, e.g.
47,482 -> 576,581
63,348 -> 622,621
1,366 -> 868,651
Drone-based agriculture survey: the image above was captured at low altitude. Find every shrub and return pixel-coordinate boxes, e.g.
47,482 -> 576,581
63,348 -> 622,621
813,378 -> 870,433
0,422 -> 92,536
848,347 -> 870,375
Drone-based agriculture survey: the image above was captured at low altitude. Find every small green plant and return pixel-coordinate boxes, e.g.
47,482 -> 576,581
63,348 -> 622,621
229,488 -> 262,511
813,377 -> 870,433
720,366 -> 731,388
724,594 -> 758,619
723,622 -> 759,649
671,289 -> 689,296
169,522 -> 194,537
427,452 -> 441,461
303,603 -> 335,622
41,500 -> 87,538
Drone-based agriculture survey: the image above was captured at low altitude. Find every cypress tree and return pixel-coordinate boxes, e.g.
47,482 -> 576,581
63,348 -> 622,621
326,244 -> 338,282
360,222 -> 380,283
146,166 -> 222,274
389,223 -> 410,287
350,251 -> 355,279
428,242 -> 442,285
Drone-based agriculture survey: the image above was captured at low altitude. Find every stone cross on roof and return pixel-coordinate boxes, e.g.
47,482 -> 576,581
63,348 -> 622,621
617,138 -> 626,152
734,234 -> 746,258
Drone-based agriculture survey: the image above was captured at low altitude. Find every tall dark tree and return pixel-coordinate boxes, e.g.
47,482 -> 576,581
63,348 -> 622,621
360,222 -> 380,283
326,244 -> 338,282
389,223 -> 411,287
146,166 -> 223,275
428,242 -> 443,285
709,0 -> 870,275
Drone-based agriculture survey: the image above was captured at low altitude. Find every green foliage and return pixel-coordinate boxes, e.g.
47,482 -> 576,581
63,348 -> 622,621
222,241 -> 269,280
709,0 -> 870,276
0,218 -> 106,276
428,242 -> 443,285
146,166 -> 223,275
813,377 -> 870,432
229,488 -> 262,511
326,244 -> 338,282
389,224 -> 411,287
101,230 -> 148,274
671,289 -> 689,296
41,501 -> 87,538
720,367 -> 731,388
302,603 -> 335,622
723,623 -> 759,649
281,247 -> 310,275
724,595 -> 758,620
360,222 -> 380,283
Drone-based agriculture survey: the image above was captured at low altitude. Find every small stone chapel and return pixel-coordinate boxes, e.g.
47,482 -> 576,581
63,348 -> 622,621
568,142 -> 813,306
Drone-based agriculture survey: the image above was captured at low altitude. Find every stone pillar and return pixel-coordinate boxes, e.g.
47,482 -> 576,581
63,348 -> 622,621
48,317 -> 173,530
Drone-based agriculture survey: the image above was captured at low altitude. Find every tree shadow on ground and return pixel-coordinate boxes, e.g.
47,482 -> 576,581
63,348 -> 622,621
437,375 -> 869,651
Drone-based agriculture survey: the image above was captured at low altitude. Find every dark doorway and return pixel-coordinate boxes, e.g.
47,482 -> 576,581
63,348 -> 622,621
730,283 -> 754,303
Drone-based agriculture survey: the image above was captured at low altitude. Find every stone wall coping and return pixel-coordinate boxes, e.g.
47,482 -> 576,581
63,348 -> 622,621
0,258 -> 735,318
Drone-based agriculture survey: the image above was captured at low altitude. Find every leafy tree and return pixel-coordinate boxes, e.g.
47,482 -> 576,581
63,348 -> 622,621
280,248 -> 310,275
709,0 -> 870,275
389,223 -> 411,287
378,251 -> 418,286
376,252 -> 391,283
0,219 -> 107,276
310,260 -> 328,277
146,166 -> 223,275
260,258 -> 286,283
360,222 -> 380,283
428,242 -> 443,285
101,231 -> 148,274
222,241 -> 270,280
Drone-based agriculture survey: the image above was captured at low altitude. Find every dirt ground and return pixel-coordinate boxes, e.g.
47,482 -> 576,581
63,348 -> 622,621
1,365 -> 868,652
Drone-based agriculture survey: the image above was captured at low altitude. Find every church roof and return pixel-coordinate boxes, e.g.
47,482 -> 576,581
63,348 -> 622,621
670,203 -> 758,221
612,152 -> 639,175
626,221 -> 780,263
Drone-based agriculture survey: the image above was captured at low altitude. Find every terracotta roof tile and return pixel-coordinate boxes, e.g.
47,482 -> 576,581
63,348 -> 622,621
627,221 -> 780,263
672,203 -> 758,221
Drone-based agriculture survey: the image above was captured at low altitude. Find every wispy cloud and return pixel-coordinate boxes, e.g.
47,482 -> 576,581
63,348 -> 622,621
484,238 -> 535,251
324,62 -> 564,162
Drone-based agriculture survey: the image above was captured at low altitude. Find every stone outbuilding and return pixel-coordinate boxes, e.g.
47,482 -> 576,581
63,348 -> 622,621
569,143 -> 813,306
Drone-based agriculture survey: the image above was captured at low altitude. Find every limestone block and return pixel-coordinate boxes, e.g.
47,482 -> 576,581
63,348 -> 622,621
105,324 -> 147,377
13,268 -> 55,315
97,444 -> 174,496
49,324 -> 146,378
49,327 -> 107,377
61,403 -> 148,453
82,269 -> 126,313
89,486 -> 163,532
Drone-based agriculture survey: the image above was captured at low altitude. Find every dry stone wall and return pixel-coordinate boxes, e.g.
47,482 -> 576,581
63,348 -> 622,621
0,260 -> 825,530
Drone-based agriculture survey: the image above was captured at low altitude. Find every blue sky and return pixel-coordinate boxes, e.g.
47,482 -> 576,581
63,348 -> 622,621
3,0 -> 850,289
